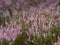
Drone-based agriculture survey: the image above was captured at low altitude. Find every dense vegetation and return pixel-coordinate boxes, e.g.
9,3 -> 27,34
0,0 -> 60,45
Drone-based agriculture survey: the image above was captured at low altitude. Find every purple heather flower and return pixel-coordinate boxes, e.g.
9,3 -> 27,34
3,0 -> 12,6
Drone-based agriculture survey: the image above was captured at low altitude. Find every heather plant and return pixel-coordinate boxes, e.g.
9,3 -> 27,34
0,0 -> 60,45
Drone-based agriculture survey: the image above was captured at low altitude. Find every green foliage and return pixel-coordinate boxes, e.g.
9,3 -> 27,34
30,35 -> 35,41
52,35 -> 58,43
0,16 -> 9,26
12,15 -> 19,21
51,26 -> 60,37
28,41 -> 35,45
12,31 -> 29,45
22,21 -> 26,28
22,31 -> 29,39
54,15 -> 60,19
34,35 -> 45,45
12,35 -> 23,45
30,34 -> 45,45
45,32 -> 53,45
1,38 -> 8,45
0,40 -> 1,45
55,28 -> 60,37
45,30 -> 59,45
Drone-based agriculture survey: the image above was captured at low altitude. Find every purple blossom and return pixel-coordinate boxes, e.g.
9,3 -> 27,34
3,0 -> 12,6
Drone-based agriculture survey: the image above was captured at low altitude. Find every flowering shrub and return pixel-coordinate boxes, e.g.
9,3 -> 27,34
0,0 -> 60,45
